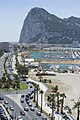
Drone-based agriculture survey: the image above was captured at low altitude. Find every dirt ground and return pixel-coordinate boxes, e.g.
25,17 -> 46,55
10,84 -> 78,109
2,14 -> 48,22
29,70 -> 79,119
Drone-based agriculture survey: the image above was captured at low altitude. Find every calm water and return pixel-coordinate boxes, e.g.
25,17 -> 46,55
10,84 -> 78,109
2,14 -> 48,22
29,50 -> 80,70
40,63 -> 80,70
29,51 -> 80,60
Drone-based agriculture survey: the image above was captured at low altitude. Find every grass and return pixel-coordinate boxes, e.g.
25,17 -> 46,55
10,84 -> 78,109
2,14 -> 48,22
20,81 -> 28,90
0,82 -> 28,92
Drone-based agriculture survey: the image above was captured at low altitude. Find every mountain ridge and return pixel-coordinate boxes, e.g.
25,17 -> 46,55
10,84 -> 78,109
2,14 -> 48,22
19,7 -> 80,44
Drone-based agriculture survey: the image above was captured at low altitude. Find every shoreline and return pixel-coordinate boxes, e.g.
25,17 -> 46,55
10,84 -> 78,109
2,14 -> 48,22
40,59 -> 80,64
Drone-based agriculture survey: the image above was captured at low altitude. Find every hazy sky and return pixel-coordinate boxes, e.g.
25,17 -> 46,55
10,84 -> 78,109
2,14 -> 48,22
0,0 -> 80,42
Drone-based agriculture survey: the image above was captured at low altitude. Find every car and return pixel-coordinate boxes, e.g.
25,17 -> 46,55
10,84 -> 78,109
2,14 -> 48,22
0,116 -> 8,120
28,92 -> 31,96
30,85 -> 32,88
26,100 -> 30,104
0,97 -> 4,101
10,106 -> 14,110
26,81 -> 30,84
20,111 -> 25,115
21,99 -> 24,103
42,117 -> 47,120
24,107 -> 29,111
21,95 -> 25,98
28,102 -> 32,107
31,90 -> 35,94
25,97 -> 29,101
64,105 -> 70,110
26,94 -> 29,98
4,100 -> 8,104
36,111 -> 41,116
30,107 -> 34,111
30,96 -> 33,99
17,116 -> 23,120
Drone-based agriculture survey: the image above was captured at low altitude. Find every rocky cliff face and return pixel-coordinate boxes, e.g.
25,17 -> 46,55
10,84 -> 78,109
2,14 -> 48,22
19,7 -> 80,44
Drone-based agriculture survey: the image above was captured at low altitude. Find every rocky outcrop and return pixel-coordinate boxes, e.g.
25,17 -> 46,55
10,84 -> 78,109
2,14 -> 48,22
19,7 -> 80,44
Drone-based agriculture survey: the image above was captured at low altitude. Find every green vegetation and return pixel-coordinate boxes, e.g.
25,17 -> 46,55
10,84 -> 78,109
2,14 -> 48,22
0,81 -> 28,92
47,85 -> 67,120
16,64 -> 28,75
73,99 -> 80,120
20,81 -> 28,90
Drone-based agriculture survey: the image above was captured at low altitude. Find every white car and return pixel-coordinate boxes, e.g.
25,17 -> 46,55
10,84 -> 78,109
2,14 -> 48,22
4,100 -> 8,104
10,106 -> 14,110
17,116 -> 23,120
28,102 -> 32,106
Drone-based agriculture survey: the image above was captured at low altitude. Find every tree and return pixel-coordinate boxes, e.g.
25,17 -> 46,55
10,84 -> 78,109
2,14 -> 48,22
2,73 -> 6,83
38,75 -> 43,82
56,92 -> 60,112
36,85 -> 39,107
48,94 -> 56,120
39,90 -> 44,113
52,85 -> 60,112
73,100 -> 80,120
33,87 -> 36,102
60,93 -> 66,114
16,64 -> 28,75
14,79 -> 20,89
34,84 -> 39,107
52,85 -> 59,93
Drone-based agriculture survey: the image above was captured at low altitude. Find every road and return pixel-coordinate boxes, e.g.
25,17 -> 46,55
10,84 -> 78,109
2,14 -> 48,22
0,83 -> 46,120
3,95 -> 31,120
0,53 -> 8,79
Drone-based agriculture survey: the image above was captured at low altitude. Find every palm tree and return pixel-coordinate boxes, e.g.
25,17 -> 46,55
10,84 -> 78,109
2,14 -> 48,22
34,84 -> 39,107
39,90 -> 44,113
60,93 -> 66,114
56,92 -> 60,112
52,85 -> 59,93
38,75 -> 43,82
73,100 -> 80,120
36,84 -> 39,107
33,87 -> 36,102
52,85 -> 60,112
49,94 -> 56,120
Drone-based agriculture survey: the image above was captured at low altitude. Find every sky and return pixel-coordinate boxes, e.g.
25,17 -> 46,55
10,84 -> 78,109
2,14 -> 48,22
0,0 -> 80,42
